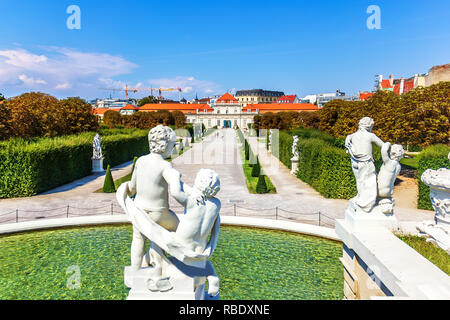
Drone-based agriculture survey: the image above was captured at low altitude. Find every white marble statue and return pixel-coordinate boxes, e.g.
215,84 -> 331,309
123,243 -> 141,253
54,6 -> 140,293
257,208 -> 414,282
116,125 -> 221,299
291,135 -> 299,160
376,143 -> 405,214
417,154 -> 450,253
92,133 -> 103,160
345,117 -> 386,213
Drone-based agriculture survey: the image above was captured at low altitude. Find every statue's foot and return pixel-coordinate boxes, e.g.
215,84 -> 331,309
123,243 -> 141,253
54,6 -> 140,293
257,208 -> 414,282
147,277 -> 173,292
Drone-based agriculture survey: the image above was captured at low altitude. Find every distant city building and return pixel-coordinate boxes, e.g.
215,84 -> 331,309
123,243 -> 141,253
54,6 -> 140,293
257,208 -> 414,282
93,98 -> 137,109
120,104 -> 139,115
276,95 -> 299,103
235,89 -> 284,106
375,63 -> 450,95
358,91 -> 374,101
301,90 -> 358,108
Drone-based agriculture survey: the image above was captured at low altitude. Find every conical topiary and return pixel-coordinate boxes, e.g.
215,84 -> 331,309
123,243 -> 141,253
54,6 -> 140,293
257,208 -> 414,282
103,165 -> 116,193
245,140 -> 250,161
251,157 -> 261,177
256,175 -> 268,194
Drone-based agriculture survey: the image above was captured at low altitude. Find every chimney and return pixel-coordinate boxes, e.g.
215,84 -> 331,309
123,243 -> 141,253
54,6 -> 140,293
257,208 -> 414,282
377,75 -> 383,90
400,77 -> 405,95
389,74 -> 394,86
413,74 -> 419,88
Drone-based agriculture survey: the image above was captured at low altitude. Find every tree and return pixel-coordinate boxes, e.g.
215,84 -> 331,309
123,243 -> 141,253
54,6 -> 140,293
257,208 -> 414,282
251,157 -> 261,177
172,110 -> 186,128
56,97 -> 99,135
256,175 -> 268,194
0,93 -> 5,101
103,110 -> 121,128
0,101 -> 11,140
7,92 -> 60,138
137,95 -> 158,107
102,165 -> 116,193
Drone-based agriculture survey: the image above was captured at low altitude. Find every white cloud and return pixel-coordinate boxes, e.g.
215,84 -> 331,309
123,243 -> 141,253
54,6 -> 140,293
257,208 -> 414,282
0,47 -> 138,97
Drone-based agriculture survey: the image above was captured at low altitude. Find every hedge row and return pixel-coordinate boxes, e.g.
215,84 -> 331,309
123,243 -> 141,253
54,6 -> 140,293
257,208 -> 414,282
417,144 -> 450,210
273,129 -> 383,199
0,129 -> 149,198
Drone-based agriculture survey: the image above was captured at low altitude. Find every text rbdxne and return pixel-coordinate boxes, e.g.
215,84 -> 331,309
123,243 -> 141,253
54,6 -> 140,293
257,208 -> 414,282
179,304 -> 270,317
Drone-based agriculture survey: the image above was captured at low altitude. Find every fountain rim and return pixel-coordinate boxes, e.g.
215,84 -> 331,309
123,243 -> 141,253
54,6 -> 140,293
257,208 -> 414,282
0,215 -> 340,242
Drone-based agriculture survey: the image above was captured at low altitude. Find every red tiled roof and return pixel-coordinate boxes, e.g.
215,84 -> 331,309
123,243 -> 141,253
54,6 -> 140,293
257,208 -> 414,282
380,79 -> 393,89
242,103 -> 318,113
403,79 -> 415,93
93,108 -> 118,115
139,103 -> 213,114
121,104 -> 139,110
276,95 -> 297,103
216,93 -> 238,104
359,91 -> 374,101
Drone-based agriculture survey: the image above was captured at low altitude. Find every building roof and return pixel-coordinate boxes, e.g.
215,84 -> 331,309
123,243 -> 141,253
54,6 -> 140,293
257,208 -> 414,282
359,91 -> 374,101
242,103 -> 318,113
93,108 -> 118,115
276,95 -> 297,103
139,103 -> 213,114
120,104 -> 139,110
380,79 -> 393,89
216,93 -> 239,104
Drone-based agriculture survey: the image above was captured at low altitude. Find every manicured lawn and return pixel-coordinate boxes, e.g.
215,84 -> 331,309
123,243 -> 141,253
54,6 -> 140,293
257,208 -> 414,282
239,142 -> 276,194
400,156 -> 419,170
396,233 -> 450,275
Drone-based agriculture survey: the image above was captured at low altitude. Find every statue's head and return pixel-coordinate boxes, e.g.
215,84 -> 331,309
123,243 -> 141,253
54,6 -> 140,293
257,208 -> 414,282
358,117 -> 374,132
390,144 -> 405,161
194,169 -> 221,199
148,125 -> 177,158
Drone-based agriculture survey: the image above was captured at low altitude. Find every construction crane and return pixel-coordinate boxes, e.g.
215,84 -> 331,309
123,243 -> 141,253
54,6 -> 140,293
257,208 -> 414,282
100,85 -> 182,100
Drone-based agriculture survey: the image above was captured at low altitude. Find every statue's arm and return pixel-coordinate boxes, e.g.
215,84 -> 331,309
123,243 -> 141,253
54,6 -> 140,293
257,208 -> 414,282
371,133 -> 384,148
163,167 -> 188,207
127,162 -> 138,196
381,142 -> 391,163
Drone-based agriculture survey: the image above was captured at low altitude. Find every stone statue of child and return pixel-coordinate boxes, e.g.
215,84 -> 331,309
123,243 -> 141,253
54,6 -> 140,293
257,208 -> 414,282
125,125 -> 189,273
171,168 -> 221,296
378,142 -> 405,198
345,117 -> 386,212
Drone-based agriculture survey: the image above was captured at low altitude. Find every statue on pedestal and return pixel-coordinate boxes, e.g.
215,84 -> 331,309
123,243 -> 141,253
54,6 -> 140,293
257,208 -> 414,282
116,125 -> 221,300
290,135 -> 299,175
345,117 -> 403,220
92,134 -> 104,173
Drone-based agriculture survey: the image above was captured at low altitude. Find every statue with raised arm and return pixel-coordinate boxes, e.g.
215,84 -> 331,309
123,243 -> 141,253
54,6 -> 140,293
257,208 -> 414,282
116,125 -> 222,299
345,117 -> 386,213
92,133 -> 103,160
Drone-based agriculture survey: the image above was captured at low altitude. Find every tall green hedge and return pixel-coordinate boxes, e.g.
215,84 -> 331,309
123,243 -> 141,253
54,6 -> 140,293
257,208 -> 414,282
417,144 -> 450,210
0,129 -> 149,198
273,129 -> 383,199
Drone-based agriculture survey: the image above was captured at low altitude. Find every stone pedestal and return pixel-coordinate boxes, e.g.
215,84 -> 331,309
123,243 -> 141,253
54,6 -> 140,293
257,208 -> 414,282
344,199 -> 399,231
290,157 -> 299,175
124,257 -> 217,300
416,167 -> 450,253
92,158 -> 104,173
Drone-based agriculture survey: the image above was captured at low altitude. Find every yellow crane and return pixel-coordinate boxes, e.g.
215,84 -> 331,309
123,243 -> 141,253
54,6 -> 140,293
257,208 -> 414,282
100,85 -> 182,100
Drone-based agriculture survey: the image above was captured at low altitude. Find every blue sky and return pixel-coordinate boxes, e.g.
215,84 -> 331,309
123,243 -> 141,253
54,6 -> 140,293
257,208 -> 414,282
0,0 -> 449,100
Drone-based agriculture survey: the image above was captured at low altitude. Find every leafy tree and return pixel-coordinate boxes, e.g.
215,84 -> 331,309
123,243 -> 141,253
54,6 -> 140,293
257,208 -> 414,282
102,165 -> 116,193
172,110 -> 186,128
0,100 -> 11,140
103,110 -> 122,129
0,93 -> 5,101
7,92 -> 60,138
137,95 -> 158,107
56,97 -> 99,135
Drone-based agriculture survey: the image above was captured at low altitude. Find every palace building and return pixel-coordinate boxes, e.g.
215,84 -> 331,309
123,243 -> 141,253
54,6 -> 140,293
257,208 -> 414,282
94,92 -> 319,129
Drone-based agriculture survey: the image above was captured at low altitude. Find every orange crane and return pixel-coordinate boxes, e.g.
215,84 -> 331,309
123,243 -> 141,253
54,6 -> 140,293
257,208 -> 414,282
101,85 -> 182,100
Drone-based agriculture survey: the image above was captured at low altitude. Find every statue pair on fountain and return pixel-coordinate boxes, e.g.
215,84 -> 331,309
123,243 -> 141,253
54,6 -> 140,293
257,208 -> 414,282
116,125 -> 221,300
345,117 -> 404,217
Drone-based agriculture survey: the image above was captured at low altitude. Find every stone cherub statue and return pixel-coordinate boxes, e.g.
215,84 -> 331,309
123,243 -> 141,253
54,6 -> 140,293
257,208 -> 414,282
116,125 -> 221,300
345,117 -> 403,216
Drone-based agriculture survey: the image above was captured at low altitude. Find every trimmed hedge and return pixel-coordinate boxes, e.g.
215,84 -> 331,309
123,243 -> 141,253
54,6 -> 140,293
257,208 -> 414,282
0,129 -> 149,198
273,129 -> 383,199
417,144 -> 450,210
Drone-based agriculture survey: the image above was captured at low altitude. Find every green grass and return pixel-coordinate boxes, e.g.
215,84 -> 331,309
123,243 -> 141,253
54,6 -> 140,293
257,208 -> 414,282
0,225 -> 343,300
396,233 -> 450,275
239,140 -> 276,194
400,156 -> 419,170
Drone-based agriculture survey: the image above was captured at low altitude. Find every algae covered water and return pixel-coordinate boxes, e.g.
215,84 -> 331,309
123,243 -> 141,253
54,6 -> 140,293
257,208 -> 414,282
0,224 -> 343,300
